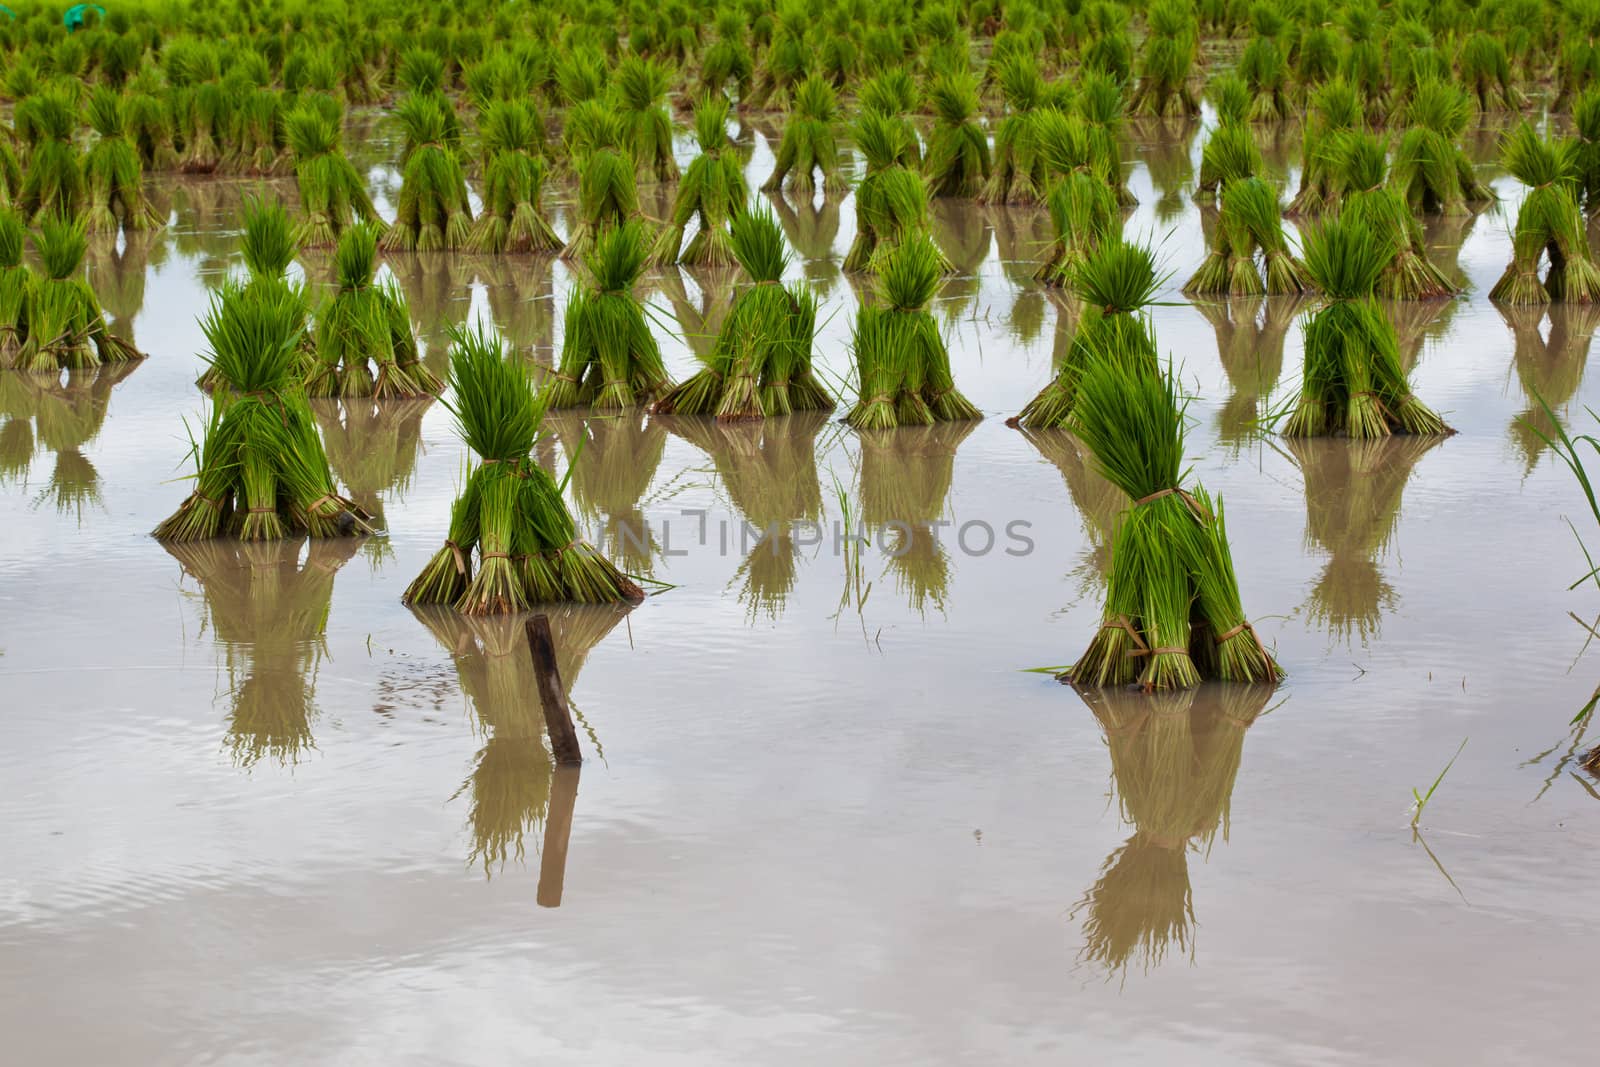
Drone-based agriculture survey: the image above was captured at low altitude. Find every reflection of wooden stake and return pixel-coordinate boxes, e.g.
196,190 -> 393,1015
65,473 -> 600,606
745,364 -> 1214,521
526,614 -> 582,765
538,764 -> 580,908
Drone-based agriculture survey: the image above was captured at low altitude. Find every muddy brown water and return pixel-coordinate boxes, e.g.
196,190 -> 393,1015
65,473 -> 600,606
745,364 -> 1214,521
2,115 -> 1599,1065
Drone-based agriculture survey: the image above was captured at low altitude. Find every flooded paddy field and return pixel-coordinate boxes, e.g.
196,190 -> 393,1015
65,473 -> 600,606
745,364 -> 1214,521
2,117 -> 1598,1064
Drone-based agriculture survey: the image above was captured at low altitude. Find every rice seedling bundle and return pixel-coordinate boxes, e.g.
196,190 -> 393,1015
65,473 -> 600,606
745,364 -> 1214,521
1576,88 -> 1600,211
1390,80 -> 1492,216
1131,0 -> 1200,118
1287,79 -> 1363,216
979,53 -> 1050,205
152,280 -> 369,543
0,132 -> 19,215
286,101 -> 384,248
1066,354 -> 1283,690
1294,1 -> 1343,88
196,196 -> 311,392
561,101 -> 646,263
124,85 -> 180,172
308,223 -> 439,400
845,231 -> 980,430
174,79 -> 231,176
1488,124 -> 1600,306
1014,239 -> 1161,429
546,222 -> 669,411
404,325 -> 645,613
612,55 -> 679,183
923,71 -> 990,199
1195,119 -> 1262,204
82,88 -> 162,236
843,111 -> 949,275
1031,109 -> 1123,288
0,210 -> 29,367
653,207 -> 828,420
1459,31 -> 1521,111
699,13 -> 754,101
761,75 -> 846,196
1555,11 -> 1600,111
14,88 -> 85,225
648,96 -> 746,269
1281,216 -> 1452,439
1076,70 -> 1136,208
466,99 -> 563,255
553,45 -> 610,111
1237,2 -> 1291,122
1185,177 -> 1308,295
226,86 -> 289,176
16,215 -> 141,373
380,93 -> 473,253
747,4 -> 810,111
1337,1 -> 1386,114
1328,131 -> 1457,301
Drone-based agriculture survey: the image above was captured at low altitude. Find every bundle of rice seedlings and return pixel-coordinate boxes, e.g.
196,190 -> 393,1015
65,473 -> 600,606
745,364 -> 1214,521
648,96 -> 746,269
307,223 -> 439,400
225,86 -> 289,176
152,281 -> 370,543
1287,78 -> 1363,216
923,71 -> 990,200
0,210 -> 29,367
1195,121 -> 1262,203
545,223 -> 670,411
404,326 -> 645,613
1459,31 -> 1522,112
843,111 -> 949,275
1076,69 -> 1136,208
699,13 -> 754,102
560,100 -> 646,263
1489,124 -> 1600,306
1576,88 -> 1600,211
175,79 -> 231,176
844,231 -> 979,430
1281,216 -> 1452,439
466,99 -> 563,255
14,88 -> 85,225
17,216 -> 141,373
653,207 -> 827,419
380,94 -> 473,253
1031,110 -> 1123,288
612,55 -> 679,184
122,88 -> 177,173
1066,353 -> 1282,689
196,195 -> 309,392
857,67 -> 922,167
746,3 -> 810,111
1237,2 -> 1291,122
286,102 -> 384,248
1130,0 -> 1200,118
1391,80 -> 1492,216
1185,177 -> 1308,295
82,88 -> 163,235
760,75 -> 846,196
1328,131 -> 1458,301
1014,239 -> 1161,429
1294,2 -> 1344,89
979,53 -> 1050,205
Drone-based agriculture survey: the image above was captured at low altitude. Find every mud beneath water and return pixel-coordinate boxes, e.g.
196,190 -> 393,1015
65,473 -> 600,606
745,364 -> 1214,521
1,117 -> 1598,1065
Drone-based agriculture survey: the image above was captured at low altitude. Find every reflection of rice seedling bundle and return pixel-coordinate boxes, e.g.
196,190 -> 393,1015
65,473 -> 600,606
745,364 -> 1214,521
404,326 -> 645,613
18,216 -> 142,372
1067,357 -> 1283,689
980,53 -> 1051,205
560,100 -> 646,263
1130,0 -> 1200,118
546,223 -> 670,411
286,100 -> 384,248
309,224 -> 437,399
25,362 -> 137,516
767,185 -> 843,295
15,88 -> 85,225
466,100 -> 563,255
1504,304 -> 1600,473
761,75 -> 846,196
0,211 -> 29,366
845,232 -> 980,430
1137,115 -> 1198,223
1328,131 -> 1457,301
1185,177 -> 1308,295
699,12 -> 754,101
1390,80 -> 1493,216
1287,79 -> 1363,216
554,410 -> 667,575
923,71 -> 990,199
844,112 -> 948,275
152,282 -> 369,542
1282,217 -> 1451,438
1202,295 -> 1302,443
1575,89 -> 1600,211
1014,239 -> 1161,429
858,419 -> 976,615
1031,110 -> 1123,288
1017,423 -> 1124,582
479,254 -> 556,364
649,97 -> 747,269
1237,2 -> 1290,122
1459,31 -> 1521,112
612,55 -> 679,183
314,395 -> 431,554
1489,124 -> 1600,306
381,94 -> 473,252
83,88 -> 163,235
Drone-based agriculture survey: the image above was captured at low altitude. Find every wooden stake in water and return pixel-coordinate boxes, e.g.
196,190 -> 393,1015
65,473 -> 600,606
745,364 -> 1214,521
525,614 -> 583,765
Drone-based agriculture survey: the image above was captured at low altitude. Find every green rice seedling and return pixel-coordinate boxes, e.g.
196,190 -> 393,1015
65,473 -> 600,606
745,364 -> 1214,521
1390,80 -> 1492,216
83,88 -> 163,235
226,86 -> 289,176
1237,2 -> 1291,122
18,216 -> 141,373
1031,109 -> 1123,288
699,14 -> 754,101
1459,31 -> 1521,111
0,210 -> 31,367
1187,177 -> 1309,295
923,70 -> 990,199
648,96 -> 746,268
1489,124 -> 1600,306
746,2 -> 809,111
404,325 -> 645,613
980,53 -> 1050,205
466,99 -> 563,255
122,85 -> 180,173
1295,2 -> 1344,88
1076,69 -> 1134,206
1131,0 -> 1200,118
14,88 -> 85,225
653,206 -> 829,419
553,44 -> 609,110
308,223 -> 439,400
546,222 -> 670,411
858,67 -> 923,167
845,230 -> 979,430
1410,738 -> 1468,828
1575,88 -> 1600,211
286,101 -> 384,248
561,100 -> 645,263
381,94 -> 473,253
152,280 -> 369,543
1196,121 -> 1262,203
761,75 -> 846,196
174,75 -> 231,175
1329,130 -> 1458,301
1287,78 -> 1363,216
611,55 -> 678,183
1281,215 -> 1452,439
844,111 -> 950,275
197,195 -> 311,392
